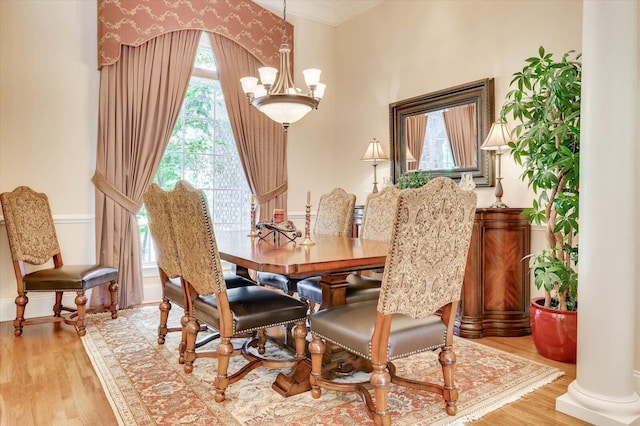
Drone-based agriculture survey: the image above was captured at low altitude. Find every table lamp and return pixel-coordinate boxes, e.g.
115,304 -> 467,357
361,138 -> 389,193
481,121 -> 512,208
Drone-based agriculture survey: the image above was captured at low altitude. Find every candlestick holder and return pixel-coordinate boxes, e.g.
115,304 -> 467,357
299,204 -> 315,246
247,198 -> 259,238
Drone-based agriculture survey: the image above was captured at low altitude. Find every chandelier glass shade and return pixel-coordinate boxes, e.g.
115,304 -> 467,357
240,0 -> 325,130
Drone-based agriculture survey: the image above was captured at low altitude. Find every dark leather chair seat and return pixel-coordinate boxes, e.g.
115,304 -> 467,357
24,265 -> 118,291
194,283 -> 308,334
296,274 -> 381,305
309,300 -> 447,360
163,273 -> 255,309
256,271 -> 300,295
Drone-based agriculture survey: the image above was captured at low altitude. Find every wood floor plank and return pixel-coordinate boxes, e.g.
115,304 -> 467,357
0,320 -> 590,425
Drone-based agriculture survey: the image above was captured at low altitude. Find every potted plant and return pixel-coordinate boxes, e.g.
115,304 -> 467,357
396,170 -> 430,189
501,47 -> 580,363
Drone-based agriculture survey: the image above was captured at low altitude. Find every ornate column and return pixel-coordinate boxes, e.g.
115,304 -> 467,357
555,1 -> 640,424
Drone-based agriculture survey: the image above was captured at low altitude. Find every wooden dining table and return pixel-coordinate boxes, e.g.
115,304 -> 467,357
215,230 -> 388,309
214,230 -> 389,396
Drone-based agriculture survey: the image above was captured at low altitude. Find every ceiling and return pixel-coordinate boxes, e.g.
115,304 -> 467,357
253,0 -> 383,27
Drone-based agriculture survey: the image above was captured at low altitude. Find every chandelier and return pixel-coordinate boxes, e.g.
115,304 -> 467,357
240,0 -> 325,131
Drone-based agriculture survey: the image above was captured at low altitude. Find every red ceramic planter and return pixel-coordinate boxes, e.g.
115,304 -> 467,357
529,297 -> 577,363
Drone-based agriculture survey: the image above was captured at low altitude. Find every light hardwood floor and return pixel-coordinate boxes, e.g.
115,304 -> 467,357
0,319 -> 590,426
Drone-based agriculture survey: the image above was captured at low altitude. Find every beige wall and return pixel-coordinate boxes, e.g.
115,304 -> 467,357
0,0 -> 583,316
0,1 -> 100,317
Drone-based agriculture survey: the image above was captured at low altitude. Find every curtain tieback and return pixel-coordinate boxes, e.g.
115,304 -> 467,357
256,181 -> 288,205
92,172 -> 142,213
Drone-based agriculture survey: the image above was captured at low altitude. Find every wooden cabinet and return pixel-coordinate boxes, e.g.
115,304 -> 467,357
455,208 -> 531,338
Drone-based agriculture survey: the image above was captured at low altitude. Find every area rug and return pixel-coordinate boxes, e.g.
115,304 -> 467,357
82,305 -> 563,425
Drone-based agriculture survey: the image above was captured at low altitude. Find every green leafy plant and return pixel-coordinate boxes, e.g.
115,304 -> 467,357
502,47 -> 580,311
396,171 -> 431,189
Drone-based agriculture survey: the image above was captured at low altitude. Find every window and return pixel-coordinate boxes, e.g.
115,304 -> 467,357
138,36 -> 251,264
420,110 -> 456,170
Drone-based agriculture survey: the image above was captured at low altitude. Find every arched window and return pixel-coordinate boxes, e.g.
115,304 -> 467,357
138,34 -> 251,263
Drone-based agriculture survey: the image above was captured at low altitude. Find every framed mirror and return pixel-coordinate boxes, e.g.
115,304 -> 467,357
389,78 -> 495,186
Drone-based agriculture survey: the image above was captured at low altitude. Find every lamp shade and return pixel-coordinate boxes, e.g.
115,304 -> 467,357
361,138 -> 390,162
481,121 -> 513,150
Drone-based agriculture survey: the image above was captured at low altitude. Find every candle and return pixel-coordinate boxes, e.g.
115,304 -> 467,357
307,190 -> 311,206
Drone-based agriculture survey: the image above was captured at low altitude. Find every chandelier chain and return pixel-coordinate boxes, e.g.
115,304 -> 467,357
281,0 -> 288,45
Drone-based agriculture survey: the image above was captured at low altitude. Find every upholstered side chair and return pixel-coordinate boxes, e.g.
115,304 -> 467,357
257,187 -> 356,296
168,180 -> 308,402
297,185 -> 399,310
143,183 -> 254,356
0,186 -> 119,337
308,177 -> 477,424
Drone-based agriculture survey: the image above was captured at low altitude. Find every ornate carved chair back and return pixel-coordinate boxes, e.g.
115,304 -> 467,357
1,186 -> 61,266
168,180 -> 225,298
143,184 -> 182,281
377,177 -> 476,319
359,185 -> 400,242
314,187 -> 356,236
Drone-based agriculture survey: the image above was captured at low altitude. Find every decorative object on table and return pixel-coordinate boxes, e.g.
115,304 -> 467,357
360,138 -> 390,193
248,193 -> 259,238
396,170 -> 430,189
300,190 -> 315,246
502,47 -> 580,362
256,219 -> 301,244
459,172 -> 476,191
272,208 -> 285,224
239,0 -> 325,130
480,121 -> 512,207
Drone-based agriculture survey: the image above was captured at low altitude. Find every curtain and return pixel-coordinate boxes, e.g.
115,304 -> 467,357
209,32 -> 288,221
443,104 -> 477,168
406,114 -> 428,171
91,30 -> 201,309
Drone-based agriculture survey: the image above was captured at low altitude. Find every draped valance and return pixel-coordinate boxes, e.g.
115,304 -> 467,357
97,0 -> 293,69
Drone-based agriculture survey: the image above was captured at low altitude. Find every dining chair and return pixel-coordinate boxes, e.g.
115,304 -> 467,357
143,183 -> 255,355
308,177 -> 477,424
0,186 -> 119,337
168,180 -> 308,402
296,185 -> 400,310
257,187 -> 356,296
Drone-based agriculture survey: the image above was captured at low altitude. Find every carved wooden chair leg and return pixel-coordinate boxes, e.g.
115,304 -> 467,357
74,291 -> 88,336
54,291 -> 63,317
108,281 -> 119,319
309,333 -> 325,398
183,317 -> 200,373
14,293 -> 28,337
439,344 -> 458,416
178,312 -> 189,364
293,320 -> 307,359
371,363 -> 391,426
157,297 -> 172,344
214,336 -> 234,403
257,329 -> 266,355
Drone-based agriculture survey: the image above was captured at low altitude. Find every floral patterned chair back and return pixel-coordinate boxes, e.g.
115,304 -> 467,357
378,177 -> 477,317
314,188 -> 356,236
143,184 -> 182,280
359,185 -> 400,242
